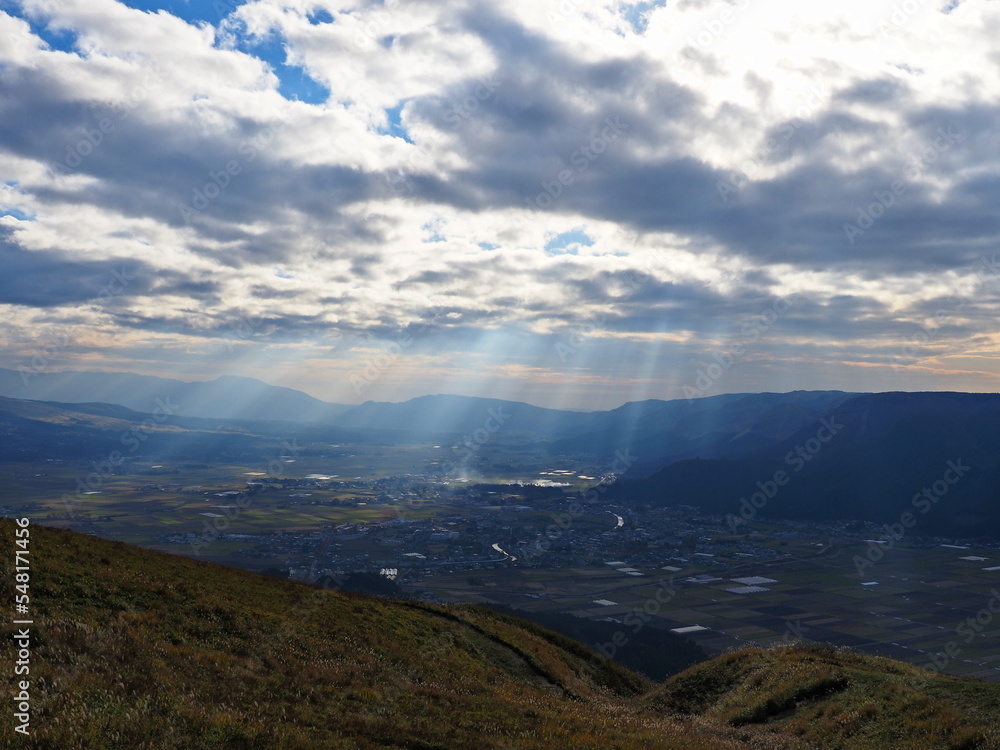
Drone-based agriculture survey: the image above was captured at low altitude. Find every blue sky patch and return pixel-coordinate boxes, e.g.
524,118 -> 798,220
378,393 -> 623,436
1,182 -> 33,221
224,25 -> 329,104
383,103 -> 413,143
422,222 -> 446,242
1,207 -> 36,221
545,230 -> 593,255
4,7 -> 80,54
620,1 -> 667,35
115,0 -> 249,27
307,7 -> 335,25
115,3 -> 328,103
272,62 -> 329,104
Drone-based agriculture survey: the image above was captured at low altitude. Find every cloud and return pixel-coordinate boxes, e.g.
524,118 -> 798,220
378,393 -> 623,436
2,0 -> 1000,407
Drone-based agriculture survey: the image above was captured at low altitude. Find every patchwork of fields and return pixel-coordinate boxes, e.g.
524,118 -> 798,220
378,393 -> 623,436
417,536 -> 1000,682
4,454 -> 999,683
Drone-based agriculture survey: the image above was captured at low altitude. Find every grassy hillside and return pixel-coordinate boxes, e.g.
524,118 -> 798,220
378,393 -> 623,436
481,603 -> 707,682
2,520 -> 999,749
648,646 -> 1000,749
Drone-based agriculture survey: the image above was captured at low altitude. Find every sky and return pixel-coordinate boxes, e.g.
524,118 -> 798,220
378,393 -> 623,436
1,0 -> 999,410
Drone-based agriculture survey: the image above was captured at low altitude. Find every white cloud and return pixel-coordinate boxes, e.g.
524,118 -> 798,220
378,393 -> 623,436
2,0 -> 1000,406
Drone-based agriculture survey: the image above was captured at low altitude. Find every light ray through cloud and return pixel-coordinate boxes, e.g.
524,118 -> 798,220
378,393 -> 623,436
2,0 -> 1000,408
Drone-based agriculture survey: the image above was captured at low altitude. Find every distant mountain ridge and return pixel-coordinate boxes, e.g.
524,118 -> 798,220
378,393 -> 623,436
0,369 -> 857,465
0,394 -> 266,461
6,370 -> 1000,535
334,393 -> 581,436
547,390 -> 857,473
0,369 -> 350,423
6,386 -> 1000,537
0,394 -> 412,462
616,391 -> 1000,537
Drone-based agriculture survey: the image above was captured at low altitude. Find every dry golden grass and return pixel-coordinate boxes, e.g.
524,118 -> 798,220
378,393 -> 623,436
2,520 -> 998,749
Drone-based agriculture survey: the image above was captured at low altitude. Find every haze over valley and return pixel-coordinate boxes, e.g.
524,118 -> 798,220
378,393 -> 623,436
4,0 -> 1000,746
3,372 -> 1000,695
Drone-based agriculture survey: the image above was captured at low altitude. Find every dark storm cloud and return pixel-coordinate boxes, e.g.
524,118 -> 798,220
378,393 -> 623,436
0,226 -> 179,307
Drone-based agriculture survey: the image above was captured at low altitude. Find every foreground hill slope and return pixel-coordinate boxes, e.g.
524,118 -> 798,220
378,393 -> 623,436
648,646 -> 1000,749
2,522 -> 999,749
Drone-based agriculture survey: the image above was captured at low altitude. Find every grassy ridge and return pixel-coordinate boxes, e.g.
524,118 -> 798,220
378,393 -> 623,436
2,520 -> 999,749
648,646 -> 1000,748
0,521 -> 741,748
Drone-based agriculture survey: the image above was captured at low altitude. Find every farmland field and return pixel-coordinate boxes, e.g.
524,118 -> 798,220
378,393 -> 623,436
416,531 -> 1000,682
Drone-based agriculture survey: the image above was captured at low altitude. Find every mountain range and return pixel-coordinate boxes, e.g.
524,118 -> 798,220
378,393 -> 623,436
0,368 -> 854,465
0,368 -> 350,423
617,391 -> 1000,537
2,369 -> 1000,535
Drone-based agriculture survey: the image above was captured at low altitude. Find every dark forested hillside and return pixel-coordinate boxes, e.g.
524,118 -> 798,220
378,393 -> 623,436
617,392 -> 1000,538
